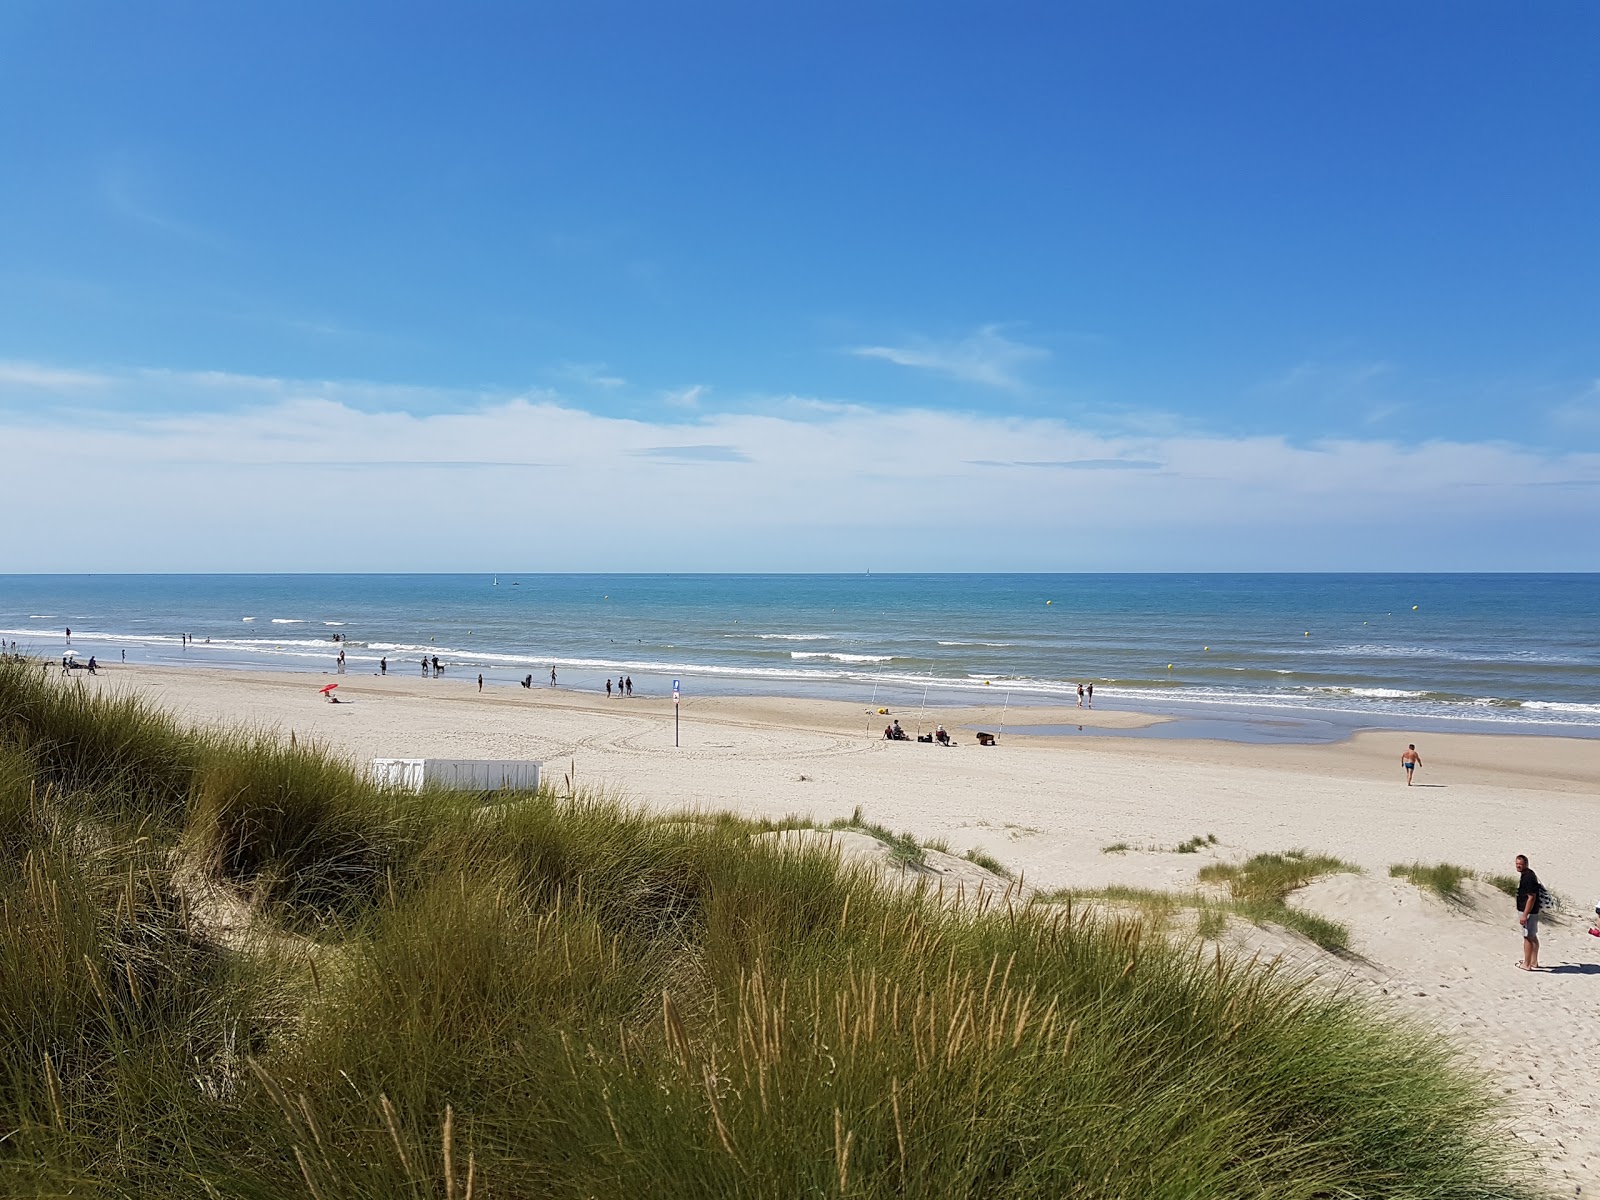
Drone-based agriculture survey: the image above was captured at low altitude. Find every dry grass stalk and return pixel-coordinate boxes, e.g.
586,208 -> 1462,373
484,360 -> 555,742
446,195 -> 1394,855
833,1106 -> 853,1195
442,1104 -> 456,1200
379,1093 -> 413,1178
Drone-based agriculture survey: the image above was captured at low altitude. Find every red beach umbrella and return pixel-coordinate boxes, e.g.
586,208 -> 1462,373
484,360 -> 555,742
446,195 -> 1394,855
319,683 -> 338,694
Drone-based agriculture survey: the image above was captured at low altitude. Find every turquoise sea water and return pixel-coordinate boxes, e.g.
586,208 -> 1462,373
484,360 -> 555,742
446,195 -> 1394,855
2,574 -> 1596,734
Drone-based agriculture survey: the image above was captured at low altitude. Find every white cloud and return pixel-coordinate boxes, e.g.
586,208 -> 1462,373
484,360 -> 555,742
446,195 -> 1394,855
850,325 -> 1049,390
1,362 -> 1597,571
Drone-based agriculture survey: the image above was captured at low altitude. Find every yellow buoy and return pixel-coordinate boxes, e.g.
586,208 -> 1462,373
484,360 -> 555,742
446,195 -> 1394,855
1046,599 -> 1052,605
1204,646 -> 1209,651
1167,664 -> 1173,670
1304,631 -> 1310,637
1412,605 -> 1419,610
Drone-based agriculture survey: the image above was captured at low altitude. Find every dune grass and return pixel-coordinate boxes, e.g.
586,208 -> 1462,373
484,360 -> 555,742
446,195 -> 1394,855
827,804 -> 928,868
0,660 -> 1537,1198
1198,849 -> 1357,903
1100,834 -> 1216,855
1046,850 -> 1359,951
1390,861 -> 1477,904
1037,883 -> 1353,954
961,847 -> 1014,879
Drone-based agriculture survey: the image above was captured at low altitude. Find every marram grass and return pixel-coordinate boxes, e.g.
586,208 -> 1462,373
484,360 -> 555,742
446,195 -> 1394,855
0,661 -> 1539,1198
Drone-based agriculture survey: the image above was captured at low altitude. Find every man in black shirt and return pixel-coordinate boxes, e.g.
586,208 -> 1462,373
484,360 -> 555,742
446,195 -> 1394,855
1514,854 -> 1541,971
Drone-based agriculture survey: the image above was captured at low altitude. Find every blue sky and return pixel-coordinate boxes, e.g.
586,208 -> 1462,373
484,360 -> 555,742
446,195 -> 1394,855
2,2 -> 1597,570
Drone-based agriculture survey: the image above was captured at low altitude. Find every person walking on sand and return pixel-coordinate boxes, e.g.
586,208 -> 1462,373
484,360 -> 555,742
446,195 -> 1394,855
1514,854 -> 1542,970
1401,744 -> 1422,784
550,666 -> 557,687
380,657 -> 386,675
606,678 -> 613,698
626,675 -> 633,697
477,673 -> 483,693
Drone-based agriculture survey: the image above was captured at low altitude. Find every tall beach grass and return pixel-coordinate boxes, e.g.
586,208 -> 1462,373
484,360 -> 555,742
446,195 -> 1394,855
0,660 -> 1538,1198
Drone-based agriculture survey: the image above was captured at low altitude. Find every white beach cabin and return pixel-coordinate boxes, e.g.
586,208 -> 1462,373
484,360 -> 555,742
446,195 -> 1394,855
370,758 -> 542,793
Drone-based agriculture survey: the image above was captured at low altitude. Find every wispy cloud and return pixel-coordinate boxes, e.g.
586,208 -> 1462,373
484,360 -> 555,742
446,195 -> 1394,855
1004,458 -> 1164,471
1551,380 -> 1600,431
0,360 -> 113,391
556,362 -> 628,389
1264,360 -> 1392,394
100,158 -> 221,246
632,444 -> 749,462
850,325 -> 1049,390
662,384 -> 707,409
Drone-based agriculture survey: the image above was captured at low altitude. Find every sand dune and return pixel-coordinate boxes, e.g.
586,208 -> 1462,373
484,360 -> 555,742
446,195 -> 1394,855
98,663 -> 1600,1192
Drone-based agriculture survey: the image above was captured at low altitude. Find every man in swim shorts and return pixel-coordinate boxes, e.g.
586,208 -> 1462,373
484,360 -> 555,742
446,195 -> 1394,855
1401,744 -> 1422,784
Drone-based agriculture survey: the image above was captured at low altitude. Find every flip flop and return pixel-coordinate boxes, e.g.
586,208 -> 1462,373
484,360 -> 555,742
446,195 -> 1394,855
1514,963 -> 1532,971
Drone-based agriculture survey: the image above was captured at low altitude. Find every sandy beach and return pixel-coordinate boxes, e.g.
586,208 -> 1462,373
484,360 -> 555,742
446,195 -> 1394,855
86,664 -> 1600,1191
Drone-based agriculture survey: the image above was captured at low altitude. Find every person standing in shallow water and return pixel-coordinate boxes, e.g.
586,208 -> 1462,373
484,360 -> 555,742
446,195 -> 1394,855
477,673 -> 483,693
1401,744 -> 1422,784
550,667 -> 557,687
1085,682 -> 1093,707
606,678 -> 612,699
1076,683 -> 1084,707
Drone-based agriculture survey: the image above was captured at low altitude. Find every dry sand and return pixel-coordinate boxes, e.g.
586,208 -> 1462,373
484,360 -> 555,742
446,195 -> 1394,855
89,664 -> 1600,1192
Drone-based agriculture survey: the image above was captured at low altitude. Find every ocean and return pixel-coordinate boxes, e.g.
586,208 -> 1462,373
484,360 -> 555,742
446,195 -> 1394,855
2,573 -> 1596,736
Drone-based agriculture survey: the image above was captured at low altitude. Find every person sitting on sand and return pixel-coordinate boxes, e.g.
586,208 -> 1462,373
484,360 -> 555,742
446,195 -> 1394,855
935,725 -> 950,746
1401,744 -> 1422,784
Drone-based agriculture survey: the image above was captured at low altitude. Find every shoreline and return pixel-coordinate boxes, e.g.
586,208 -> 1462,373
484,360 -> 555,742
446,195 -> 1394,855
21,644 -> 1600,744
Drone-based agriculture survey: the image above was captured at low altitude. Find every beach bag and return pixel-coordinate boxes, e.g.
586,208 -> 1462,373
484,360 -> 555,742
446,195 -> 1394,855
1536,884 -> 1555,914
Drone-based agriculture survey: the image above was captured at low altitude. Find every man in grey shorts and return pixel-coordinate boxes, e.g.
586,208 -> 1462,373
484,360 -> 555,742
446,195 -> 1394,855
1514,854 -> 1542,971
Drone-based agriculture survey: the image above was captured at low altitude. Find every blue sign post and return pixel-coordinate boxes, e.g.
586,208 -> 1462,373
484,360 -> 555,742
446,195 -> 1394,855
672,679 -> 680,747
